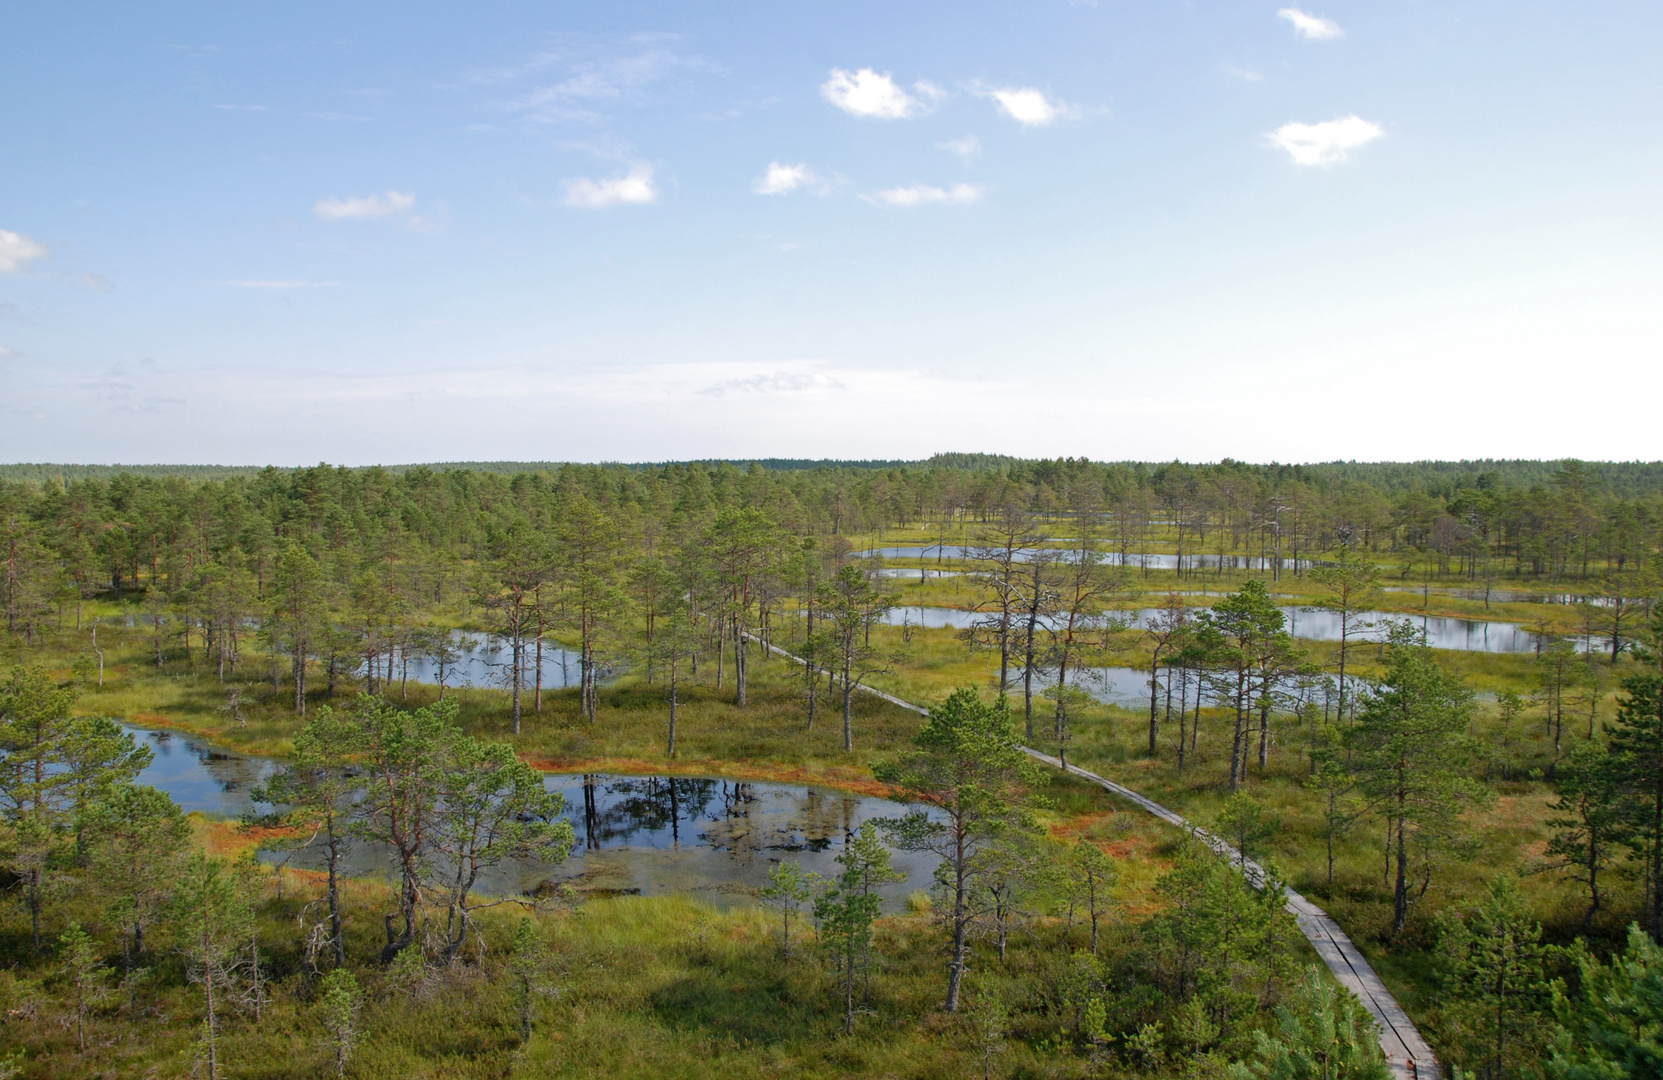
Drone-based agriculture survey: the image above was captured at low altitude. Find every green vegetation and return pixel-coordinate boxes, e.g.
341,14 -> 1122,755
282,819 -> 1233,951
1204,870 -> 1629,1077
1,455 -> 1661,1078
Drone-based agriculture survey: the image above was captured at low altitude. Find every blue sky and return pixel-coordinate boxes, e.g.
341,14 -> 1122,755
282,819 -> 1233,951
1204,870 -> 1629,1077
2,1 -> 1660,465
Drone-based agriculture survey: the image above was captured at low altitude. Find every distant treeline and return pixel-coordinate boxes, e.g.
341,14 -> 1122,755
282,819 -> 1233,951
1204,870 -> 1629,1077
6,455 -> 1663,494
1,457 -> 1659,643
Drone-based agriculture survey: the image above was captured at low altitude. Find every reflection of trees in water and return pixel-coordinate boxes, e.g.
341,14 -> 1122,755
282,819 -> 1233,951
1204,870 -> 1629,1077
579,777 -> 722,849
147,731 -> 275,800
572,776 -> 868,858
195,750 -> 273,795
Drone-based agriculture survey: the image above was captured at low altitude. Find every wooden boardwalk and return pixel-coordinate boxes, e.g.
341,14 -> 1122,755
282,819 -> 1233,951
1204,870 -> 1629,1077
744,633 -> 1441,1079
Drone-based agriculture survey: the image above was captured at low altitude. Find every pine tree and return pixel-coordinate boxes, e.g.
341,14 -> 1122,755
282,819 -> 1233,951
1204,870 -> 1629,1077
813,821 -> 901,1034
1348,623 -> 1491,933
877,687 -> 1045,1012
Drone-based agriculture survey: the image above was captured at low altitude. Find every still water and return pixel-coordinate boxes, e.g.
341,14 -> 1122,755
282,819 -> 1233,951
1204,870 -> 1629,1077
872,545 -> 1307,572
880,604 -> 1588,655
371,629 -> 589,691
126,726 -> 936,911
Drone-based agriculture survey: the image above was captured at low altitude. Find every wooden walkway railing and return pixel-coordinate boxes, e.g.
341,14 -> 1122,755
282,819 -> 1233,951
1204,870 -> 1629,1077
743,633 -> 1440,1080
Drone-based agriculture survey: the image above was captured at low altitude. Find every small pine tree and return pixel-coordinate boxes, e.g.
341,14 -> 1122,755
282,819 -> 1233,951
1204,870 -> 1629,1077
57,922 -> 112,1053
1066,839 -> 1117,954
1215,792 -> 1278,870
813,822 -> 902,1034
317,967 -> 362,1078
1227,966 -> 1390,1080
508,919 -> 560,1043
1435,877 -> 1557,1078
1546,924 -> 1663,1079
760,861 -> 821,954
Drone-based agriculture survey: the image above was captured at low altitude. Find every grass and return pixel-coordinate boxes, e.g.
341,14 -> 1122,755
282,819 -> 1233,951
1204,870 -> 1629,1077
0,578 -> 1637,1076
0,861 -> 1237,1080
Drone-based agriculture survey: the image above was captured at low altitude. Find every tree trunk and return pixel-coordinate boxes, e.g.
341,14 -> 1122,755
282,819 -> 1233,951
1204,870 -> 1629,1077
511,624 -> 523,735
668,663 -> 679,757
204,930 -> 219,1080
1022,607 -> 1039,740
327,823 -> 345,968
1147,650 -> 1162,754
735,614 -> 748,707
1393,791 -> 1409,933
842,658 -> 855,752
293,640 -> 306,716
1257,693 -> 1271,770
945,830 -> 969,1012
1229,668 -> 1248,790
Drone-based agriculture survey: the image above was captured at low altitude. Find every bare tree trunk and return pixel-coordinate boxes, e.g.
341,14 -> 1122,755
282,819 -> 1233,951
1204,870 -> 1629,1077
945,831 -> 969,1012
511,625 -> 523,735
842,656 -> 855,752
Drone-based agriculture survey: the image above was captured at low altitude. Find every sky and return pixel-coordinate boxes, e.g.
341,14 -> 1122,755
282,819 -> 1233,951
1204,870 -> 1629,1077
2,1 -> 1660,466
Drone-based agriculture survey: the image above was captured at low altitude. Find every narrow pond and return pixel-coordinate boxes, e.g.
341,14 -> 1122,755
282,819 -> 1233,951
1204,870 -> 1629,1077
871,545 -> 1307,572
126,725 -> 936,912
880,605 -> 1594,655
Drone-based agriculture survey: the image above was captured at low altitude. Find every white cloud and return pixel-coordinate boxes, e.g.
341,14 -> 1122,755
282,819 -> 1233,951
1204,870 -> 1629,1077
0,230 -> 48,273
753,162 -> 822,195
224,280 -> 342,289
563,166 -> 657,208
820,68 -> 933,119
975,86 -> 1075,126
1268,115 -> 1383,166
313,190 -> 416,221
0,346 -> 15,360
1277,8 -> 1344,39
938,135 -> 982,161
697,370 -> 845,396
866,183 -> 983,207
1224,64 -> 1264,82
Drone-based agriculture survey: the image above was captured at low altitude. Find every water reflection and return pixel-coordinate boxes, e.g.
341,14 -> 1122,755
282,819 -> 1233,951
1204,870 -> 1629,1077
872,545 -> 1307,572
372,629 -> 588,692
880,605 -> 1598,654
124,726 -> 935,911
129,725 -> 280,815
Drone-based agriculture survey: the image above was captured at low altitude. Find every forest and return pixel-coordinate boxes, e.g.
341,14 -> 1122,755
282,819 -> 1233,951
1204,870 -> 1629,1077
1,454 -> 1661,1080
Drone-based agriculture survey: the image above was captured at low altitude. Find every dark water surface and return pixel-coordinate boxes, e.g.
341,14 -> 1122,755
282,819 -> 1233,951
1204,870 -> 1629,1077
126,725 -> 936,911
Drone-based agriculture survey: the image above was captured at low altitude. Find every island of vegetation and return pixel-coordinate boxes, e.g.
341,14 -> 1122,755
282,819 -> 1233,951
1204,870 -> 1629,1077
0,454 -> 1660,1079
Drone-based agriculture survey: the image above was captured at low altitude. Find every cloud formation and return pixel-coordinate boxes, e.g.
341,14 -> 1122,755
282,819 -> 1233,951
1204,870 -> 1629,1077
495,40 -> 709,125
314,191 -> 416,221
867,183 -> 983,207
563,166 -> 657,207
938,135 -> 982,161
1277,8 -> 1344,39
979,86 -> 1073,126
820,68 -> 935,119
1268,115 -> 1383,166
224,280 -> 342,289
0,230 -> 48,273
696,370 -> 844,396
753,162 -> 822,195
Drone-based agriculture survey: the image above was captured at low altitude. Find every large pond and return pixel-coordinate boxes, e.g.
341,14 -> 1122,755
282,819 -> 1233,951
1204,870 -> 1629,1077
126,725 -> 935,912
880,604 -> 1595,655
871,545 -> 1307,572
1382,586 -> 1614,607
